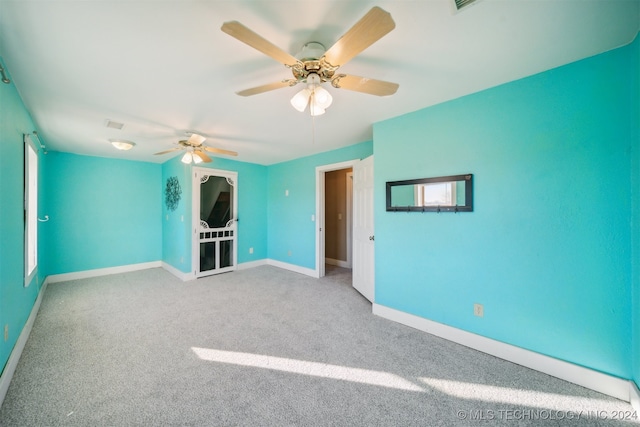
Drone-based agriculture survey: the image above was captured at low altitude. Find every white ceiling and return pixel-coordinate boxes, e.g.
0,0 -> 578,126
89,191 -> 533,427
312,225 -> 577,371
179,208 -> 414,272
0,0 -> 638,165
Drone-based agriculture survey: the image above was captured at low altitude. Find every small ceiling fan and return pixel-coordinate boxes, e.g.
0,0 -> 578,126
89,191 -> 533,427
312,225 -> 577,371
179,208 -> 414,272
221,6 -> 398,116
154,133 -> 238,164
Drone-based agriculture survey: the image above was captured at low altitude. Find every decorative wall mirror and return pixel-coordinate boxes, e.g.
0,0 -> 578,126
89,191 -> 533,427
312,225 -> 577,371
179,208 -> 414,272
386,174 -> 473,212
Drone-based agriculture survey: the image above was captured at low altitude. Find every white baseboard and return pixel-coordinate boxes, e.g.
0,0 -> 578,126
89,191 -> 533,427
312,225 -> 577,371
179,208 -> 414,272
631,381 -> 640,412
238,259 -> 268,270
373,303 -> 631,402
325,258 -> 351,268
267,259 -> 318,278
163,259 -> 303,279
47,261 -> 162,283
161,262 -> 195,282
163,259 -> 300,280
0,277 -> 48,407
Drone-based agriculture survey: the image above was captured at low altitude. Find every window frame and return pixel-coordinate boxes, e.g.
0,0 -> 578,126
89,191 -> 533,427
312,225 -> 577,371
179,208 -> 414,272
24,134 -> 38,286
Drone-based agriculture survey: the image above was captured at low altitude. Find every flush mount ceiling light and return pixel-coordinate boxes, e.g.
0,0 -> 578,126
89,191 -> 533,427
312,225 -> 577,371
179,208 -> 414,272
290,73 -> 333,116
109,139 -> 135,151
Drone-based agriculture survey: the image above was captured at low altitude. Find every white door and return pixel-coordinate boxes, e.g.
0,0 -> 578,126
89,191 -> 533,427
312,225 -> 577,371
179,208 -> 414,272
352,155 -> 375,302
193,168 -> 238,278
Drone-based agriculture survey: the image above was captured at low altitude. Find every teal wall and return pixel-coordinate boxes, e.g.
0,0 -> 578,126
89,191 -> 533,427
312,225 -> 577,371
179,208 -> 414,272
374,37 -> 638,380
267,141 -> 373,269
44,152 -> 162,275
0,61 -> 43,375
630,37 -> 640,390
161,156 -> 192,273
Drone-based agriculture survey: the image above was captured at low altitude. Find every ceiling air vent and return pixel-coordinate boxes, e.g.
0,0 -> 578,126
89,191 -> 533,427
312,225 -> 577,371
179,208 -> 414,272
452,0 -> 482,13
105,119 -> 124,130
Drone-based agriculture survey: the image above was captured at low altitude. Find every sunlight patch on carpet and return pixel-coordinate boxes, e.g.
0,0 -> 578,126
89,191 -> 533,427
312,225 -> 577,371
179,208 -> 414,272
419,378 -> 624,412
192,347 -> 424,392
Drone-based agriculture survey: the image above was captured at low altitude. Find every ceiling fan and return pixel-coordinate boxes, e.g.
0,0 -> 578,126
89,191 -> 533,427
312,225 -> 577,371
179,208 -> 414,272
221,6 -> 399,116
154,133 -> 238,164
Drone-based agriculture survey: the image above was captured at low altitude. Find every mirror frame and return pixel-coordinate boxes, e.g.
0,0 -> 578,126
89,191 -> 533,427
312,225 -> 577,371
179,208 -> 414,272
386,173 -> 473,212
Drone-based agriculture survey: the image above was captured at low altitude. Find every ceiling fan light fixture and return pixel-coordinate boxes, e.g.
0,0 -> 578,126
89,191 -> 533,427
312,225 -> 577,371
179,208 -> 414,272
181,152 -> 193,164
309,102 -> 326,117
309,94 -> 325,117
193,153 -> 204,164
291,73 -> 333,116
313,86 -> 333,109
110,139 -> 135,151
291,88 -> 311,112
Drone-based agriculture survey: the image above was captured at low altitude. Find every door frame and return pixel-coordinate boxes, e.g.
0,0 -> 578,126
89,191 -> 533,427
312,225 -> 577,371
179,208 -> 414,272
315,159 -> 359,278
346,171 -> 353,269
192,167 -> 238,278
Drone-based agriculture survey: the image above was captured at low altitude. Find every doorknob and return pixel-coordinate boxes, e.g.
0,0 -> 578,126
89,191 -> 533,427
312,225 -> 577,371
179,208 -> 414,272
369,235 -> 375,241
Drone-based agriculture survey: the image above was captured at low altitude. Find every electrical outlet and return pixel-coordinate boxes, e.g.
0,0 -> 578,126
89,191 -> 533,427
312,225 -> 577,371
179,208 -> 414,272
4,325 -> 8,341
287,250 -> 292,256
249,247 -> 253,254
473,303 -> 484,317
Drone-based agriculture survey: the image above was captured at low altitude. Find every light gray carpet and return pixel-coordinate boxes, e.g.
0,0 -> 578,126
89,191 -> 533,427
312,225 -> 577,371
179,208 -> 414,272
0,265 -> 637,426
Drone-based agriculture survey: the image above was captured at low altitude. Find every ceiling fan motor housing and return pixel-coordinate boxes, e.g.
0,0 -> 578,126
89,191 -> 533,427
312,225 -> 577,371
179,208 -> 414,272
291,58 -> 338,83
290,41 -> 338,83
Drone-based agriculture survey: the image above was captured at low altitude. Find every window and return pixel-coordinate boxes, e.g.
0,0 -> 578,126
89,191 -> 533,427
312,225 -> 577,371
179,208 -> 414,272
414,182 -> 456,207
24,135 -> 38,286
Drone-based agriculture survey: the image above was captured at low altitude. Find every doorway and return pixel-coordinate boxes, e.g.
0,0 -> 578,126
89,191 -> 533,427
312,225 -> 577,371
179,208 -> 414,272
192,167 -> 238,278
324,168 -> 353,269
315,160 -> 359,278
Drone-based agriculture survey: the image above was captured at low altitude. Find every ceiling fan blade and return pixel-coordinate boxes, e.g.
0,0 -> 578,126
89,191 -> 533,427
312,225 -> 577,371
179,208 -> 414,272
236,79 -> 296,97
221,21 -> 300,67
331,74 -> 398,96
154,147 -> 181,155
323,7 -> 395,68
187,133 -> 206,146
193,150 -> 212,163
203,146 -> 238,157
